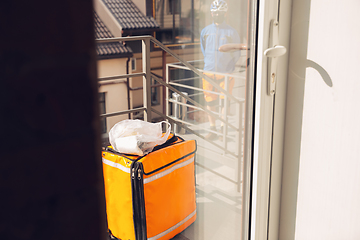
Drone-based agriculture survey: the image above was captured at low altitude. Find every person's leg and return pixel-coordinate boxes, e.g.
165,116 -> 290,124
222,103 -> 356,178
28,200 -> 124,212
202,74 -> 219,140
205,105 -> 218,140
218,76 -> 234,141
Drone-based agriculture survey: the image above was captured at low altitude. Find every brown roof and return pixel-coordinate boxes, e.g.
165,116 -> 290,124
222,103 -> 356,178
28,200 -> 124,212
102,0 -> 159,31
94,12 -> 133,59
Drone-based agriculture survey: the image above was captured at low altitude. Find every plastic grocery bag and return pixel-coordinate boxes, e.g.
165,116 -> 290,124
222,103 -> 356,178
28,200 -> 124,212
109,119 -> 171,156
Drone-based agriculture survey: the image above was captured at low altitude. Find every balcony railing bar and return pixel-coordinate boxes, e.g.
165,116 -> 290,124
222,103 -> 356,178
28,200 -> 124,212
169,82 -> 246,103
151,73 -> 235,129
170,77 -> 201,83
96,36 -> 152,43
130,84 -> 163,91
168,99 -> 222,118
186,109 -> 199,114
150,37 -> 239,103
166,63 -> 247,80
100,107 -> 146,118
169,59 -> 204,65
167,99 -> 239,131
97,35 -> 244,192
151,108 -> 238,158
166,63 -> 198,71
99,79 -> 126,86
168,99 -> 240,120
167,99 -> 202,111
168,115 -> 225,138
98,72 -> 145,81
187,92 -> 203,97
96,36 -> 239,103
169,57 -> 247,67
169,82 -> 218,95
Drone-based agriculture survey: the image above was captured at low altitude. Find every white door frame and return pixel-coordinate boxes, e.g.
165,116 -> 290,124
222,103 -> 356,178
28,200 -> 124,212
248,0 -> 292,239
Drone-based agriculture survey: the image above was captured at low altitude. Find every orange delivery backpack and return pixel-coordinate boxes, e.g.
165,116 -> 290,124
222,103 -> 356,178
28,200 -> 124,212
102,133 -> 197,240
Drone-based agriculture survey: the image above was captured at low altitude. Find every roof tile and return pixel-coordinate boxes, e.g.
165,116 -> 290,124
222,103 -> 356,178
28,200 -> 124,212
102,0 -> 159,30
94,12 -> 133,58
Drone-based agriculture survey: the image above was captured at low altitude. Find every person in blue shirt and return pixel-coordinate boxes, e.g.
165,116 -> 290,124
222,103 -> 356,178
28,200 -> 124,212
200,0 -> 247,140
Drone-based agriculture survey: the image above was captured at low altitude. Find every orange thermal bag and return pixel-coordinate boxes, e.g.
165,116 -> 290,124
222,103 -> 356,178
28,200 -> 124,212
102,134 -> 197,240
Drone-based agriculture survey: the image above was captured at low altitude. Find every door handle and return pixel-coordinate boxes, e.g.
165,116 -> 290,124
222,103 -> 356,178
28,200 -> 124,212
264,20 -> 286,95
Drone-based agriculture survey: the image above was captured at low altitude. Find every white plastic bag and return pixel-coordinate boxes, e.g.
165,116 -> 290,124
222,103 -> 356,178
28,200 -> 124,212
109,119 -> 171,156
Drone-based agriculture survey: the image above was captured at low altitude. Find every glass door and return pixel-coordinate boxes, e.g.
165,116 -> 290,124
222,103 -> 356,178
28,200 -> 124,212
96,0 -> 283,238
157,0 -> 282,239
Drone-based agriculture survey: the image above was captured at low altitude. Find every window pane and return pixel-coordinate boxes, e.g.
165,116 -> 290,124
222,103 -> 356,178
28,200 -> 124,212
96,0 -> 255,238
157,0 -> 252,238
155,0 -> 200,44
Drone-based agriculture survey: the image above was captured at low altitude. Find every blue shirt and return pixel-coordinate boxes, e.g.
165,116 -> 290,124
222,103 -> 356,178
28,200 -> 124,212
200,22 -> 241,73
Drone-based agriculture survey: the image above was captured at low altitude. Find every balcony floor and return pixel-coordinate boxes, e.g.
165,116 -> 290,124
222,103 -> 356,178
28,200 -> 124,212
172,115 -> 243,239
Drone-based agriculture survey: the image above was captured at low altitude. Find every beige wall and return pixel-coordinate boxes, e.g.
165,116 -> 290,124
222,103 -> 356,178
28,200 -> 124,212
280,0 -> 360,239
132,0 -> 146,15
98,58 -> 130,132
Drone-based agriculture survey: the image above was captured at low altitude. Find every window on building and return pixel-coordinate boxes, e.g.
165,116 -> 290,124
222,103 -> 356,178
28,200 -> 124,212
131,58 -> 136,71
154,0 -> 201,45
151,77 -> 160,106
168,0 -> 180,15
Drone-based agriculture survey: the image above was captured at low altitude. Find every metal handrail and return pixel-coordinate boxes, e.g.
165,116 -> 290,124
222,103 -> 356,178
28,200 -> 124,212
100,107 -> 146,118
151,37 -> 241,103
97,35 -> 245,192
150,73 -> 239,130
96,35 -> 243,139
150,107 -> 238,158
98,72 -> 145,81
96,36 -> 239,102
169,81 -> 245,100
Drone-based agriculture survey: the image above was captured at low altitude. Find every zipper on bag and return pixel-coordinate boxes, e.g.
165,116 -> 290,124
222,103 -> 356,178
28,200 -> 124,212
131,161 -> 147,240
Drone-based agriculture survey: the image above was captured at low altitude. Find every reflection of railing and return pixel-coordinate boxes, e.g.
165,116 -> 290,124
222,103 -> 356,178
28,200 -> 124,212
97,35 -> 241,120
166,62 -> 246,156
96,35 -> 245,191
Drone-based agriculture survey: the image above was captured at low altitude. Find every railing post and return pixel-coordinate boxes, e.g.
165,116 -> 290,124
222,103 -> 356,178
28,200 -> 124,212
162,50 -> 167,116
223,75 -> 229,153
180,92 -> 188,134
172,92 -> 181,133
142,37 -> 152,122
166,64 -> 170,131
237,101 -> 244,192
181,92 -> 188,122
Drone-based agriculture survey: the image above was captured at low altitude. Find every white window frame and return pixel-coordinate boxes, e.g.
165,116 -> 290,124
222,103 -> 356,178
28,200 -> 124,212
249,0 -> 292,239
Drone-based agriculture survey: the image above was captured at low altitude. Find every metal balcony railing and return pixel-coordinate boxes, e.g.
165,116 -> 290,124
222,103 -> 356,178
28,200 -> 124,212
96,35 -> 245,191
165,61 -> 246,153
